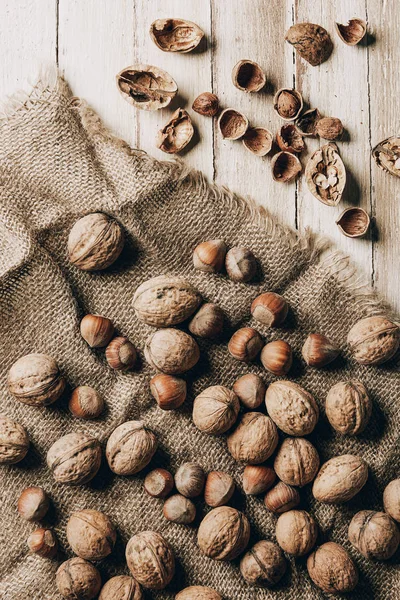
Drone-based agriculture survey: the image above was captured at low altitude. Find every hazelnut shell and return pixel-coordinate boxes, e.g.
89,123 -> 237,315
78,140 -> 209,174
192,93 -> 219,117
218,109 -> 249,140
232,60 -> 266,93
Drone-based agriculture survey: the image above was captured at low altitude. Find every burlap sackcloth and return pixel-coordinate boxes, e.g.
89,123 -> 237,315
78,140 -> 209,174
0,74 -> 398,600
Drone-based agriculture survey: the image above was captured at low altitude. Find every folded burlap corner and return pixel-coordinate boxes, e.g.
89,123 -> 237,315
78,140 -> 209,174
0,74 -> 398,600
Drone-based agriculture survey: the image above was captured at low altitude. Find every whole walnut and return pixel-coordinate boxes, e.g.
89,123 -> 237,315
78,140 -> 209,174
56,557 -> 101,600
145,328 -> 200,374
193,386 -> 240,435
274,437 -> 319,487
47,432 -> 101,485
312,454 -> 368,503
227,412 -> 278,464
106,421 -> 157,475
8,353 -> 65,407
265,380 -> 319,436
325,380 -> 372,435
99,575 -> 143,600
384,479 -> 400,522
67,509 -> 117,560
307,542 -> 359,594
240,540 -> 286,587
233,373 -> 265,409
197,506 -> 250,561
175,463 -> 206,497
275,510 -> 318,556
176,586 -> 222,600
126,531 -> 175,590
347,315 -> 400,365
348,510 -> 399,560
0,414 -> 29,464
68,212 -> 124,271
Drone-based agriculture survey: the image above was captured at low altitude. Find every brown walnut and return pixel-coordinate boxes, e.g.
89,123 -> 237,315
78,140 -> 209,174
240,540 -> 286,587
67,509 -> 116,560
347,315 -> 400,365
307,542 -> 359,594
274,437 -> 319,487
285,23 -> 333,66
8,353 -> 65,407
125,531 -> 175,590
197,506 -> 250,561
265,380 -> 319,436
348,510 -> 399,560
145,329 -> 200,374
384,479 -> 400,522
193,386 -> 239,435
325,380 -> 372,435
0,414 -> 29,464
47,432 -> 101,485
176,587 -> 222,600
68,212 -> 124,271
312,454 -> 368,503
227,412 -> 278,464
275,510 -> 318,556
99,575 -> 143,600
106,421 -> 157,476
56,557 -> 101,600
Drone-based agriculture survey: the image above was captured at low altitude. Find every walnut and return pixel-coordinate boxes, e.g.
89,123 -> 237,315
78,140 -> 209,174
56,557 -> 101,600
347,315 -> 400,365
275,510 -> 318,556
325,380 -> 372,435
98,575 -> 143,600
68,212 -> 124,271
125,531 -> 175,590
0,415 -> 29,464
150,19 -> 204,53
274,437 -> 319,487
176,587 -> 222,600
348,510 -> 400,560
307,542 -> 359,594
383,479 -> 400,522
285,23 -> 333,66
312,454 -> 368,503
106,421 -> 157,476
265,380 -> 319,436
7,353 -> 65,407
240,540 -> 286,587
193,386 -> 240,435
47,432 -> 101,485
227,412 -> 278,464
117,65 -> 177,111
145,328 -> 200,374
67,509 -> 116,560
197,506 -> 250,561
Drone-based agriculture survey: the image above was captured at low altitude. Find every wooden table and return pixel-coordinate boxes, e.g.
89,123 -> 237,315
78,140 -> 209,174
1,1 -> 399,314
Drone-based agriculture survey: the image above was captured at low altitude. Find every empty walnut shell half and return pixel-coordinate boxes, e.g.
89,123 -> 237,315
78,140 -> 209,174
116,64 -> 177,111
305,143 -> 346,206
243,127 -> 273,156
372,136 -> 400,178
272,151 -> 302,183
335,19 -> 367,46
274,89 -> 303,121
150,18 -> 204,53
285,23 -> 333,66
336,207 -> 370,238
295,108 -> 321,137
218,108 -> 249,140
232,60 -> 266,93
156,108 -> 194,154
276,124 -> 305,154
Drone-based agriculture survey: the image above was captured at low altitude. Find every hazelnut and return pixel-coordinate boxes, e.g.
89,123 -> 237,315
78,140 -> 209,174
251,292 -> 288,327
163,494 -> 196,524
228,327 -> 264,362
336,207 -> 370,239
106,336 -> 137,370
193,239 -> 227,273
335,18 -> 367,46
315,117 -> 344,141
204,471 -> 235,507
271,151 -> 302,183
145,328 -> 200,374
197,506 -> 250,561
99,575 -> 143,600
384,479 -> 400,522
274,437 -> 320,487
176,587 -> 222,600
347,315 -> 400,365
240,540 -> 286,587
117,65 -> 177,111
67,509 -> 116,560
69,386 -> 104,419
302,333 -> 340,367
243,465 -> 276,495
307,542 -> 358,594
0,414 -> 29,464
150,374 -> 187,410
264,481 -> 300,513
17,486 -> 50,521
56,557 -> 101,600
233,373 -> 265,409
260,340 -> 292,376
156,108 -> 194,154
106,421 -> 157,476
325,380 -> 372,435
232,59 -> 266,93
275,509 -> 318,556
265,380 -> 319,436
225,246 -> 257,282
47,432 -> 101,485
68,212 -> 124,271
8,353 -> 65,407
227,412 -> 278,464
349,510 -> 399,560
126,531 -> 175,590
80,314 -> 114,348
312,454 -> 368,503
273,88 -> 303,121
133,275 -> 202,327
218,109 -> 249,140
27,527 -> 58,558
192,92 -> 219,117
193,385 -> 239,435
285,23 -> 333,67
150,18 -> 204,53
188,303 -> 224,338
175,462 -> 206,497
144,468 -> 174,498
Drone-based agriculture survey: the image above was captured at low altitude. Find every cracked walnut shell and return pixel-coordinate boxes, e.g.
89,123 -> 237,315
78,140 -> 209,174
232,60 -> 266,93
274,89 -> 303,121
312,454 -> 368,503
307,543 -> 358,594
193,385 -> 239,435
347,315 -> 400,365
372,136 -> 400,177
106,421 -> 157,476
67,509 -> 116,561
117,65 -> 177,111
68,212 -> 124,271
243,127 -> 273,156
276,124 -> 305,153
198,506 -> 250,561
336,207 -> 370,238
274,437 -> 319,487
218,108 -> 248,140
156,108 -> 194,154
150,18 -> 204,53
8,353 -> 65,407
272,151 -> 302,183
265,380 -> 319,436
348,510 -> 399,560
126,531 -> 175,590
47,432 -> 101,485
306,143 -> 346,206
227,412 -> 278,464
335,19 -> 367,46
325,380 -> 372,435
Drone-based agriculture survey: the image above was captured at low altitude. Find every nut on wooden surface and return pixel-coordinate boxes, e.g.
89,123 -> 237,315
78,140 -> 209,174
242,127 -> 273,156
305,143 -> 346,206
295,108 -> 321,136
56,557 -> 101,600
47,432 -> 102,485
193,239 -> 227,273
271,151 -> 302,183
69,386 -> 104,419
67,509 -> 116,561
17,486 -> 50,521
274,88 -> 303,121
233,373 -> 265,409
243,465 -> 276,495
150,18 -> 204,53
274,437 -> 320,487
0,415 -> 29,465
228,327 -> 263,362
27,527 -> 58,558
163,494 -> 196,524
218,108 -> 249,140
265,380 -> 319,436
98,575 -> 143,600
80,314 -> 114,348
106,336 -> 137,370
383,479 -> 400,522
312,454 -> 368,503
251,292 -> 288,327
204,471 -> 235,507
68,212 -> 124,271
117,64 -> 177,111
335,18 -> 367,46
264,481 -> 300,513
325,380 -> 372,435
106,420 -> 157,476
372,136 -> 400,178
125,531 -> 175,590
8,353 -> 65,407
261,340 -> 292,376
276,123 -> 305,153
197,506 -> 250,561
227,412 -> 278,464
336,207 -> 370,238
144,468 -> 174,498
150,374 -> 187,410
240,540 -> 286,587
225,246 -> 257,282
188,303 -> 224,338
193,385 -> 239,435
347,315 -> 400,365
232,59 -> 266,93
275,510 -> 318,556
175,462 -> 206,498
307,542 -> 359,594
285,23 -> 333,66
156,108 -> 194,154
192,92 -> 219,117
315,116 -> 344,141
145,328 -> 200,374
302,333 -> 339,367
348,511 -> 400,560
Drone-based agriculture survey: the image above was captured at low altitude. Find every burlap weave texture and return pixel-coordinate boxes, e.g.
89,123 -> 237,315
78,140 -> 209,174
0,76 -> 398,600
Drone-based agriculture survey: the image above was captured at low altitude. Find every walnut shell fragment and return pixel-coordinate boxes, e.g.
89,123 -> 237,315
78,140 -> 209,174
271,151 -> 302,183
232,60 -> 266,93
218,108 -> 249,140
274,89 -> 303,121
156,108 -> 194,154
276,124 -> 305,153
312,454 -> 368,503
243,127 -> 273,156
372,136 -> 400,177
305,143 -> 346,206
295,108 -> 321,137
285,23 -> 333,66
150,18 -> 204,53
117,64 -> 177,111
335,19 -> 367,46
336,207 -> 370,238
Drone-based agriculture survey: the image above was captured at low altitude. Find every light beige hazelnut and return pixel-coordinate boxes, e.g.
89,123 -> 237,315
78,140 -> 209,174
240,540 -> 286,587
17,486 -> 50,521
80,314 -> 114,348
228,327 -> 264,362
27,528 -> 58,558
227,412 -> 278,464
106,421 -> 157,476
193,386 -> 239,435
198,506 -> 250,561
275,510 -> 318,556
274,437 -> 319,487
144,468 -> 174,498
264,481 -> 300,513
69,386 -> 104,419
163,494 -> 196,524
233,373 -> 265,409
307,542 -> 358,594
251,292 -> 288,327
204,471 -> 235,507
126,531 -> 175,590
56,557 -> 101,600
188,303 -> 224,338
243,465 -> 276,495
175,463 -> 205,498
